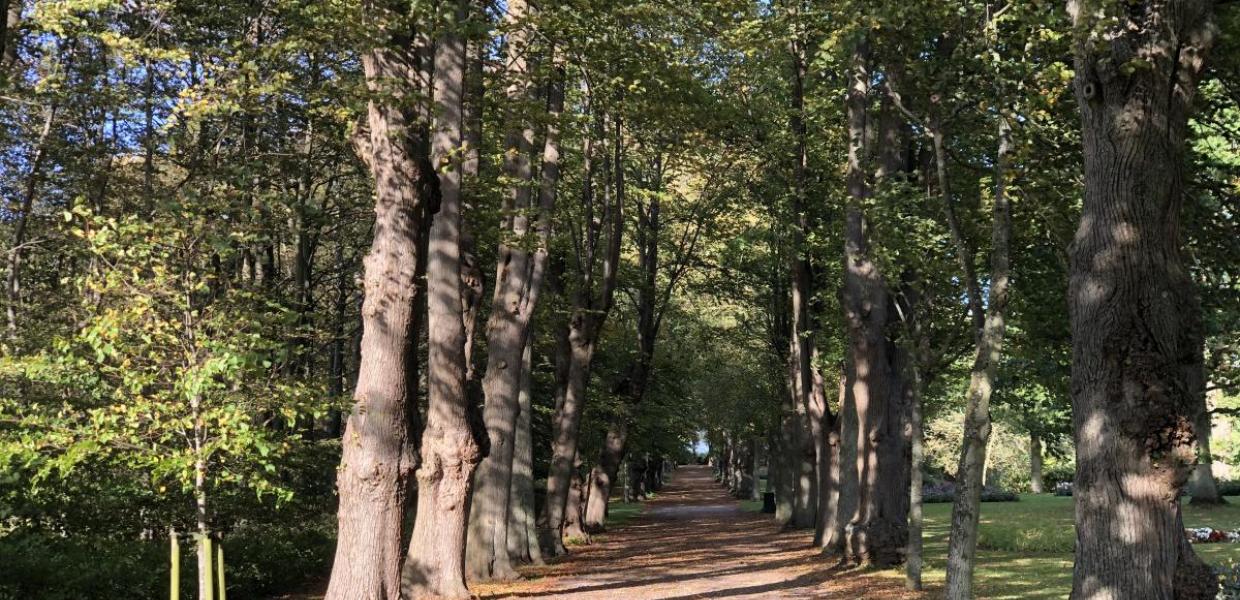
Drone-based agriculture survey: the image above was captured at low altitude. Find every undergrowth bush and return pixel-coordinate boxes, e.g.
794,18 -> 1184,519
0,519 -> 335,600
1217,560 -> 1240,599
922,482 -> 1020,504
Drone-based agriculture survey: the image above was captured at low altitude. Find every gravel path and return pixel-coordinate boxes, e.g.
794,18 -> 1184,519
474,465 -> 931,599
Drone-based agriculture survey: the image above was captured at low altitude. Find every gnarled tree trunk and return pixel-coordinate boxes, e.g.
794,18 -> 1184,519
466,0 -> 556,581
1067,2 -> 1217,598
324,13 -> 427,599
401,9 -> 485,598
585,420 -> 627,532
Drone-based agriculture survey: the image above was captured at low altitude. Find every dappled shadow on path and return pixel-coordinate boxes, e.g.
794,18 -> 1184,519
474,465 -> 933,599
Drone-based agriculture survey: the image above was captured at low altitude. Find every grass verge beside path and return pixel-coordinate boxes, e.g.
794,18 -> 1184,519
738,492 -> 1240,598
879,494 -> 1240,599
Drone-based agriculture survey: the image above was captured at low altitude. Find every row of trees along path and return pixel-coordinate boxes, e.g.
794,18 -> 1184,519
470,465 -> 926,599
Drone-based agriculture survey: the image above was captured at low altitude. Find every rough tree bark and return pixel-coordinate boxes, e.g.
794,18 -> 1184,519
401,7 -> 485,598
541,108 -> 622,555
507,339 -> 544,565
466,0 -> 557,580
893,280 -> 928,591
944,114 -> 1013,600
1067,1 -> 1217,598
820,373 -> 851,552
841,37 -> 906,567
584,418 -> 628,532
324,7 -> 428,598
806,358 -> 833,542
563,457 -> 590,543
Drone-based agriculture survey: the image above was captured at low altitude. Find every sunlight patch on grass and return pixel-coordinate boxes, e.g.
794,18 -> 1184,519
870,494 -> 1240,599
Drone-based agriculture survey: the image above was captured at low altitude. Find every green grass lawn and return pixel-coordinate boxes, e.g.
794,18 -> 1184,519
605,501 -> 646,529
601,473 -> 672,531
737,492 -> 1240,597
885,495 -> 1240,599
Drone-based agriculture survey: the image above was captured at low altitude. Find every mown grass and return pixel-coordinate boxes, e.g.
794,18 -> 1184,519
738,490 -> 1240,597
599,473 -> 674,532
739,499 -> 764,513
605,501 -> 646,529
876,495 -> 1240,599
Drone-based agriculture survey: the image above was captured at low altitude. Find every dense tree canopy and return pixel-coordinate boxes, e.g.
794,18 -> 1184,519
0,0 -> 1236,599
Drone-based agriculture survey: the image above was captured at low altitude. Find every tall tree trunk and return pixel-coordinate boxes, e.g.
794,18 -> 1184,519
765,232 -> 796,525
401,10 -> 484,598
777,341 -> 815,527
1029,432 -> 1045,494
748,436 -> 758,500
774,361 -> 802,526
787,24 -> 820,535
500,56 -> 563,564
6,103 -> 54,341
772,418 -> 794,524
944,114 -> 1014,600
542,109 -> 622,555
325,15 -> 426,599
326,241 -> 350,437
585,420 -> 626,531
507,339 -> 544,565
905,340 -> 925,590
1067,2 -> 1217,597
467,0 -> 555,581
544,321 -> 599,551
807,360 -> 833,540
584,166 -> 661,532
840,37 -> 905,567
822,371 -> 857,553
563,457 -> 590,542
538,273 -> 572,550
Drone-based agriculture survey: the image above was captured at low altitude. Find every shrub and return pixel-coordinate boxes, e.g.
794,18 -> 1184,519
0,533 -> 165,600
1042,461 -> 1076,490
1217,560 -> 1240,599
0,520 -> 336,600
981,489 -> 1019,502
923,482 -> 956,504
921,482 -> 1019,504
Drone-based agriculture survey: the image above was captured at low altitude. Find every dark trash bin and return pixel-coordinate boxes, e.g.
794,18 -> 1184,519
762,492 -> 776,514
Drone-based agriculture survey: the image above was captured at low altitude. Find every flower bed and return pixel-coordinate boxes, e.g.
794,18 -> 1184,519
1187,527 -> 1240,544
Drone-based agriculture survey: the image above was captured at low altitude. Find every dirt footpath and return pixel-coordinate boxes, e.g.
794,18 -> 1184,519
474,465 -> 932,599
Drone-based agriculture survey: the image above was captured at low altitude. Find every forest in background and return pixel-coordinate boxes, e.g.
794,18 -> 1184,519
0,0 -> 1237,598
